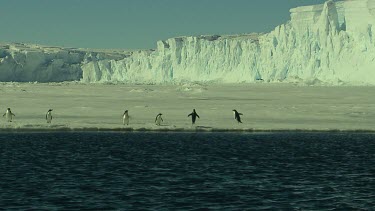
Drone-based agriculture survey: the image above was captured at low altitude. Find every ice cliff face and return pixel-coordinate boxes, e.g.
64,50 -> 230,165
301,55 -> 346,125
0,43 -> 128,82
0,43 -> 83,82
1,0 -> 375,84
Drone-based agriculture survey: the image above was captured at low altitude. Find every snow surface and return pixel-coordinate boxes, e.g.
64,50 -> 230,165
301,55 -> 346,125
0,83 -> 374,132
1,0 -> 375,85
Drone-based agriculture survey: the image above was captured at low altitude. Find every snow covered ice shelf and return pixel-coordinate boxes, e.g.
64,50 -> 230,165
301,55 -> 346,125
1,0 -> 375,85
0,83 -> 374,132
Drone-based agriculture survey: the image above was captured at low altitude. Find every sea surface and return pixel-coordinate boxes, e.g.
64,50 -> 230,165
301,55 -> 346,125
0,132 -> 374,210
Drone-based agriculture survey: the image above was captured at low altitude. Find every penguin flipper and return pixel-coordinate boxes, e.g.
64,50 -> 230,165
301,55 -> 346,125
2,113 -> 5,117
239,113 -> 243,115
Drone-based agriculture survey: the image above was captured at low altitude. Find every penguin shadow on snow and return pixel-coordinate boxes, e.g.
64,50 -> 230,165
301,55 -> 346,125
43,109 -> 67,127
154,113 -> 175,127
117,109 -> 247,129
186,109 -> 213,130
195,125 -> 213,130
120,110 -> 175,128
154,113 -> 181,128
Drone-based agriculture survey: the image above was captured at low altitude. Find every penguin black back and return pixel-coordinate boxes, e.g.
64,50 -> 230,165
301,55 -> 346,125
155,113 -> 163,126
233,109 -> 243,123
188,109 -> 200,124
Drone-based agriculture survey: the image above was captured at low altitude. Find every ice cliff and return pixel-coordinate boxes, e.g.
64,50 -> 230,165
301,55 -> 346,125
1,0 -> 375,85
0,43 -> 129,82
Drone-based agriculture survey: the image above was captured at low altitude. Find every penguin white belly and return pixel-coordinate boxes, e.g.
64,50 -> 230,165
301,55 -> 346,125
6,113 -> 12,122
123,114 -> 129,125
46,113 -> 52,123
155,116 -> 162,125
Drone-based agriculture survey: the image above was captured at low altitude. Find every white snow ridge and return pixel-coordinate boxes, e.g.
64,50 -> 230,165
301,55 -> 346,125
1,0 -> 375,85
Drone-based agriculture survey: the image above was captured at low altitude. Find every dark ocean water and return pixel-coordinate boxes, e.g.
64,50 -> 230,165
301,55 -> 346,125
0,132 -> 374,210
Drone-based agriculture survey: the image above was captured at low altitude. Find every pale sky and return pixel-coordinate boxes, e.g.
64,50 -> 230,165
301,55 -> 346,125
0,0 -> 328,49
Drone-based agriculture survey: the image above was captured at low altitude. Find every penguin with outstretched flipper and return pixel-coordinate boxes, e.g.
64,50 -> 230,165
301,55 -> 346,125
188,109 -> 200,124
233,109 -> 243,123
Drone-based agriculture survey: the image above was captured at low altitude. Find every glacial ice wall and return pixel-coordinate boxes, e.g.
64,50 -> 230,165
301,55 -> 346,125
0,43 -> 129,82
81,0 -> 375,85
0,43 -> 84,82
1,0 -> 375,85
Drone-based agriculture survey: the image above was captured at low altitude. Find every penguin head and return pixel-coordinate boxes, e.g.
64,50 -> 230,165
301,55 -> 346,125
158,113 -> 163,116
233,109 -> 237,113
48,109 -> 53,112
193,109 -> 196,112
7,108 -> 10,111
124,110 -> 128,114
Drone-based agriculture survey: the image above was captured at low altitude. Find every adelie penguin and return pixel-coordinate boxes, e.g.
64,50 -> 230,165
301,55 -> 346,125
233,109 -> 243,123
188,109 -> 200,124
155,113 -> 163,126
46,109 -> 53,123
123,110 -> 129,125
3,108 -> 15,122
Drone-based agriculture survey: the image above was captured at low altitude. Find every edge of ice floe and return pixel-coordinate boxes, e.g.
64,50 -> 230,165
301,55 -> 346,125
0,126 -> 374,133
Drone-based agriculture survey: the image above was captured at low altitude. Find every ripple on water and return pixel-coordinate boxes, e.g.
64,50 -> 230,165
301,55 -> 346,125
0,132 -> 374,210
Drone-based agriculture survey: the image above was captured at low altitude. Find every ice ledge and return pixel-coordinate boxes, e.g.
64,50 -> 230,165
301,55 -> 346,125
1,127 -> 375,133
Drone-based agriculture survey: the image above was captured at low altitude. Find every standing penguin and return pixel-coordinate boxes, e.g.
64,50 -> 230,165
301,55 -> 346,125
3,108 -> 15,122
123,110 -> 129,125
188,109 -> 200,124
155,113 -> 163,126
232,109 -> 243,123
46,109 -> 53,123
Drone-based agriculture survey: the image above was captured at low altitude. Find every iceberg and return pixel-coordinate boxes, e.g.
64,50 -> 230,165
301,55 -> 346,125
1,0 -> 375,85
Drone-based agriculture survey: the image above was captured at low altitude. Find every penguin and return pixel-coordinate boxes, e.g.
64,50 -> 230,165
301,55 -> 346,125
233,109 -> 243,123
3,108 -> 15,122
122,110 -> 130,125
188,109 -> 200,124
155,113 -> 163,126
46,109 -> 53,123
